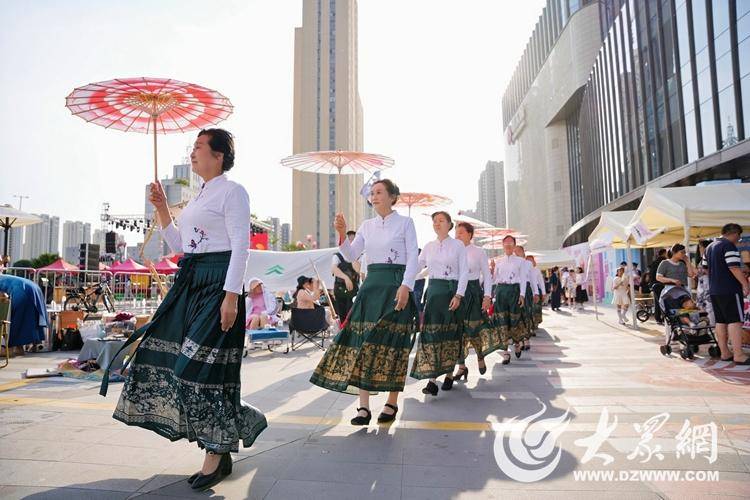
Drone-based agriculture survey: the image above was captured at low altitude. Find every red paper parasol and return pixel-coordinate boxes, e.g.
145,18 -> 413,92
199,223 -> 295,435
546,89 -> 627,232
395,192 -> 451,216
280,151 -> 394,175
65,77 -> 233,181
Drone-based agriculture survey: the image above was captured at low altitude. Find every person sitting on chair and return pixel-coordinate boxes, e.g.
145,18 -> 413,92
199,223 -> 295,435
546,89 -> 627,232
245,277 -> 279,329
293,276 -> 321,309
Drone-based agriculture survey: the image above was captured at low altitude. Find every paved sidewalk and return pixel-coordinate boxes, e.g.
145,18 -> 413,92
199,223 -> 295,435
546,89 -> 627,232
0,304 -> 749,499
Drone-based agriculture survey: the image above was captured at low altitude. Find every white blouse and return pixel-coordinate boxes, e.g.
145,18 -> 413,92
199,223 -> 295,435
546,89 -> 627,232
340,211 -> 419,290
531,266 -> 545,295
492,254 -> 528,297
465,244 -> 492,297
418,236 -> 469,296
520,259 -> 533,292
160,173 -> 250,294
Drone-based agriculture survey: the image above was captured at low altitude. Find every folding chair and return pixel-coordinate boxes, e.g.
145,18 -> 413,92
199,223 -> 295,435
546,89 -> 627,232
0,293 -> 11,369
289,305 -> 330,351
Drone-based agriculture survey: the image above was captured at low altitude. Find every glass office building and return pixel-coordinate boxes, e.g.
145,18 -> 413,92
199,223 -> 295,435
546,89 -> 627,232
564,0 -> 750,244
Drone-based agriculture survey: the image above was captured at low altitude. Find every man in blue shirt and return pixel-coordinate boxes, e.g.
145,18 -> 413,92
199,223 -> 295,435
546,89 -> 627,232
703,224 -> 750,364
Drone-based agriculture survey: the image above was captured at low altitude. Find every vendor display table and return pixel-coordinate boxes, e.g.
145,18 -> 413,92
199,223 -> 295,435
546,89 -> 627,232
78,338 -> 127,372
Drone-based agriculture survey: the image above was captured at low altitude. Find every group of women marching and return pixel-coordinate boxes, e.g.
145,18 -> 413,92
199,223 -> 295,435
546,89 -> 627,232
310,178 -> 547,425
105,135 -> 549,492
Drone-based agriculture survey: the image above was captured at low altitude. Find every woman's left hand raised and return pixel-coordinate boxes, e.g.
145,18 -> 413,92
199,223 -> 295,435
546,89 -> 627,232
221,292 -> 239,332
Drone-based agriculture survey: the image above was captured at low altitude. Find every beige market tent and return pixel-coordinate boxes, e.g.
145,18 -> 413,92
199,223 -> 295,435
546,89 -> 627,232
530,249 -> 576,269
627,183 -> 750,246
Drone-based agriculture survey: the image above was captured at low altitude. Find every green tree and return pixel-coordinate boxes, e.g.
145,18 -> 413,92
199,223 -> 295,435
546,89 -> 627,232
12,259 -> 33,268
31,253 -> 61,268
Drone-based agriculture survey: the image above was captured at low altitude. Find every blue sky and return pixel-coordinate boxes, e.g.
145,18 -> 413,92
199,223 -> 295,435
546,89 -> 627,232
0,0 -> 545,245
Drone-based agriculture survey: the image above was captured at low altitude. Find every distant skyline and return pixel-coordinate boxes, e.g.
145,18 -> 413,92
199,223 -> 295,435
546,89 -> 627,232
0,0 -> 546,247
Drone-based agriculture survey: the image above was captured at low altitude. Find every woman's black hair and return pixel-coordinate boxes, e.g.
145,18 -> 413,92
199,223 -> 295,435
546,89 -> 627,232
198,128 -> 235,171
670,243 -> 686,256
456,221 -> 475,236
431,210 -> 454,230
503,234 -> 516,244
371,179 -> 400,205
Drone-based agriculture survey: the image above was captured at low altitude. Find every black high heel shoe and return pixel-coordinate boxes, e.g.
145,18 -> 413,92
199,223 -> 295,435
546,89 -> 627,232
351,407 -> 372,426
441,376 -> 454,391
422,380 -> 439,396
453,367 -> 469,381
515,345 -> 523,359
501,352 -> 511,365
191,453 -> 232,491
478,357 -> 487,375
377,403 -> 399,424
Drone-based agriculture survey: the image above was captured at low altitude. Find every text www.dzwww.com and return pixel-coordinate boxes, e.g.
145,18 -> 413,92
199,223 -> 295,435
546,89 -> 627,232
573,470 -> 720,482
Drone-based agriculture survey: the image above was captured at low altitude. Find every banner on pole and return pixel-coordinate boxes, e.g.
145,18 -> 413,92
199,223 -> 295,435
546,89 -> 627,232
245,248 -> 338,292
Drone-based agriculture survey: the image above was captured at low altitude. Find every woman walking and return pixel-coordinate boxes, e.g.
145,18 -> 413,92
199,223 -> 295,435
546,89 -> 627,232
491,235 -> 527,364
549,267 -> 562,311
565,268 -> 577,309
411,212 -> 468,396
513,246 -> 536,353
310,179 -> 418,425
452,221 -> 493,381
575,266 -> 589,311
101,129 -> 267,491
612,267 -> 631,324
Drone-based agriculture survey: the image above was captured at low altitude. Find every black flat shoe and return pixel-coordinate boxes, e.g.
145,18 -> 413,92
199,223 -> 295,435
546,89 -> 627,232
422,381 -> 439,396
478,358 -> 487,375
733,358 -> 750,365
721,356 -> 734,362
501,353 -> 510,365
351,407 -> 371,426
187,472 -> 200,484
515,347 -> 522,359
441,376 -> 454,391
377,403 -> 398,424
191,453 -> 232,491
453,367 -> 469,381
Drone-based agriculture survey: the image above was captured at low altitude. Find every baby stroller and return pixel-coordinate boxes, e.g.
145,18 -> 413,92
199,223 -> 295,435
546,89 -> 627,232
658,286 -> 719,360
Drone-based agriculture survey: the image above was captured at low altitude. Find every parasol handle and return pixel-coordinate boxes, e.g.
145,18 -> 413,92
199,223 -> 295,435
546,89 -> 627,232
152,115 -> 158,182
309,259 -> 339,321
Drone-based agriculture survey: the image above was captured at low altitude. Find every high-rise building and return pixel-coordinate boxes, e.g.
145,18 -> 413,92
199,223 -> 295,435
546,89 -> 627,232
268,217 -> 281,251
142,163 -> 201,261
62,221 -> 91,263
504,1 -> 750,246
22,214 -> 60,260
502,0 -> 607,249
476,161 -> 506,228
281,223 -> 291,248
292,0 -> 366,248
563,0 -> 750,244
0,226 -> 24,264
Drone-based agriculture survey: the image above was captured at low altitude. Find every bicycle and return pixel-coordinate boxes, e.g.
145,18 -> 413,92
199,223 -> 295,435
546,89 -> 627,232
64,282 -> 115,313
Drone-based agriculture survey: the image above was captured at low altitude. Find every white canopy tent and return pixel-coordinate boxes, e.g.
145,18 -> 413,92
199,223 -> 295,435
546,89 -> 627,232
587,210 -> 652,329
627,184 -> 750,246
529,249 -> 576,269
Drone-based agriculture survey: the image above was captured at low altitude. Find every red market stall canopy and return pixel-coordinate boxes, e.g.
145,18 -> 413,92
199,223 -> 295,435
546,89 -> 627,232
110,258 -> 149,274
153,258 -> 179,274
37,259 -> 78,272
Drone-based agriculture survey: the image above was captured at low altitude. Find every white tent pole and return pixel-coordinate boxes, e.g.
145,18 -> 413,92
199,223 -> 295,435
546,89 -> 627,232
626,241 -> 638,330
588,252 -> 599,321
684,224 -> 693,292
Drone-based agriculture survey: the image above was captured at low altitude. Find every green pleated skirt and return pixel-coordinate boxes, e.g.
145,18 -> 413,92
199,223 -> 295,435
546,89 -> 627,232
521,282 -> 535,339
310,264 -> 417,393
458,280 -> 497,362
533,294 -> 543,328
492,283 -> 525,344
411,279 -> 464,379
103,251 -> 267,454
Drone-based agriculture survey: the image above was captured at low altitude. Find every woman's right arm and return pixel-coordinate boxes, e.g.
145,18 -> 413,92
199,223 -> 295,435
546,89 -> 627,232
150,181 -> 182,252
